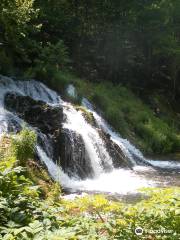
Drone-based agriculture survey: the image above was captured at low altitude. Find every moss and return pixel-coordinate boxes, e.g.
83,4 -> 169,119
75,105 -> 96,126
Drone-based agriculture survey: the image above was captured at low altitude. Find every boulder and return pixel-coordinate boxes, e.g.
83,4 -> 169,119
57,128 -> 94,179
4,92 -> 63,135
99,130 -> 134,169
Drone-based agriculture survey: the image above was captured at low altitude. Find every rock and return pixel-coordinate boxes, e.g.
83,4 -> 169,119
99,130 -> 134,169
4,92 -> 63,135
4,92 -> 63,167
75,106 -> 96,126
57,128 -> 94,179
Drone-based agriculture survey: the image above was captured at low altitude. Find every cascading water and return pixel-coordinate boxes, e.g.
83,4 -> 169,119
82,97 -> 180,171
82,98 -> 140,166
0,75 -> 179,195
62,102 -> 114,176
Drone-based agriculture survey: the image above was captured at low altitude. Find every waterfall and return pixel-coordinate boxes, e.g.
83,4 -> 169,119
82,98 -> 180,170
0,76 -> 179,195
82,98 -> 144,165
62,102 -> 114,177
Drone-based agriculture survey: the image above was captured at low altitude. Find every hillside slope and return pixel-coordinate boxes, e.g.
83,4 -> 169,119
45,71 -> 180,156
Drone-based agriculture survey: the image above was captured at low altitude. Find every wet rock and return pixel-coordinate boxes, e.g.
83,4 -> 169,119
99,130 -> 134,169
75,106 -> 97,126
57,128 -> 94,179
4,92 -> 63,135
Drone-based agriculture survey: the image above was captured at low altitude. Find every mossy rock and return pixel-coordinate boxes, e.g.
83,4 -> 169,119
75,106 -> 96,126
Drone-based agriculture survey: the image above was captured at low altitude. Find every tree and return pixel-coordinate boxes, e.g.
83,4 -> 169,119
0,0 -> 40,73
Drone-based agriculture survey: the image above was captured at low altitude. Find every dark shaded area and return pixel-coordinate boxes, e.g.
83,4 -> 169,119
4,92 -> 63,135
0,1 -> 180,104
58,128 -> 94,179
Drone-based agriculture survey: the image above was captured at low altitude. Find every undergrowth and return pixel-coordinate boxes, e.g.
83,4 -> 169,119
0,129 -> 179,239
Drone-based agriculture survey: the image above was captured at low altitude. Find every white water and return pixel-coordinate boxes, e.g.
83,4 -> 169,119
62,103 -> 113,176
82,98 -> 143,165
147,159 -> 180,170
37,146 -> 153,194
66,84 -> 77,99
0,78 -> 179,195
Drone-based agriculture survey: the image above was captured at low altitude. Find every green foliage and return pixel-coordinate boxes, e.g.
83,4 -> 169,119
34,0 -> 180,98
10,128 -> 37,165
48,71 -> 73,93
60,188 -> 180,240
1,0 -> 180,99
34,41 -> 69,78
26,41 -> 70,88
0,49 -> 14,75
0,0 -> 40,72
0,132 -> 60,239
37,41 -> 69,69
0,131 -> 180,239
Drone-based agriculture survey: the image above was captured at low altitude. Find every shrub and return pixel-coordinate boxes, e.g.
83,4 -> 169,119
10,128 -> 37,165
38,40 -> 70,68
91,92 -> 108,112
0,132 -> 180,239
61,188 -> 180,240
